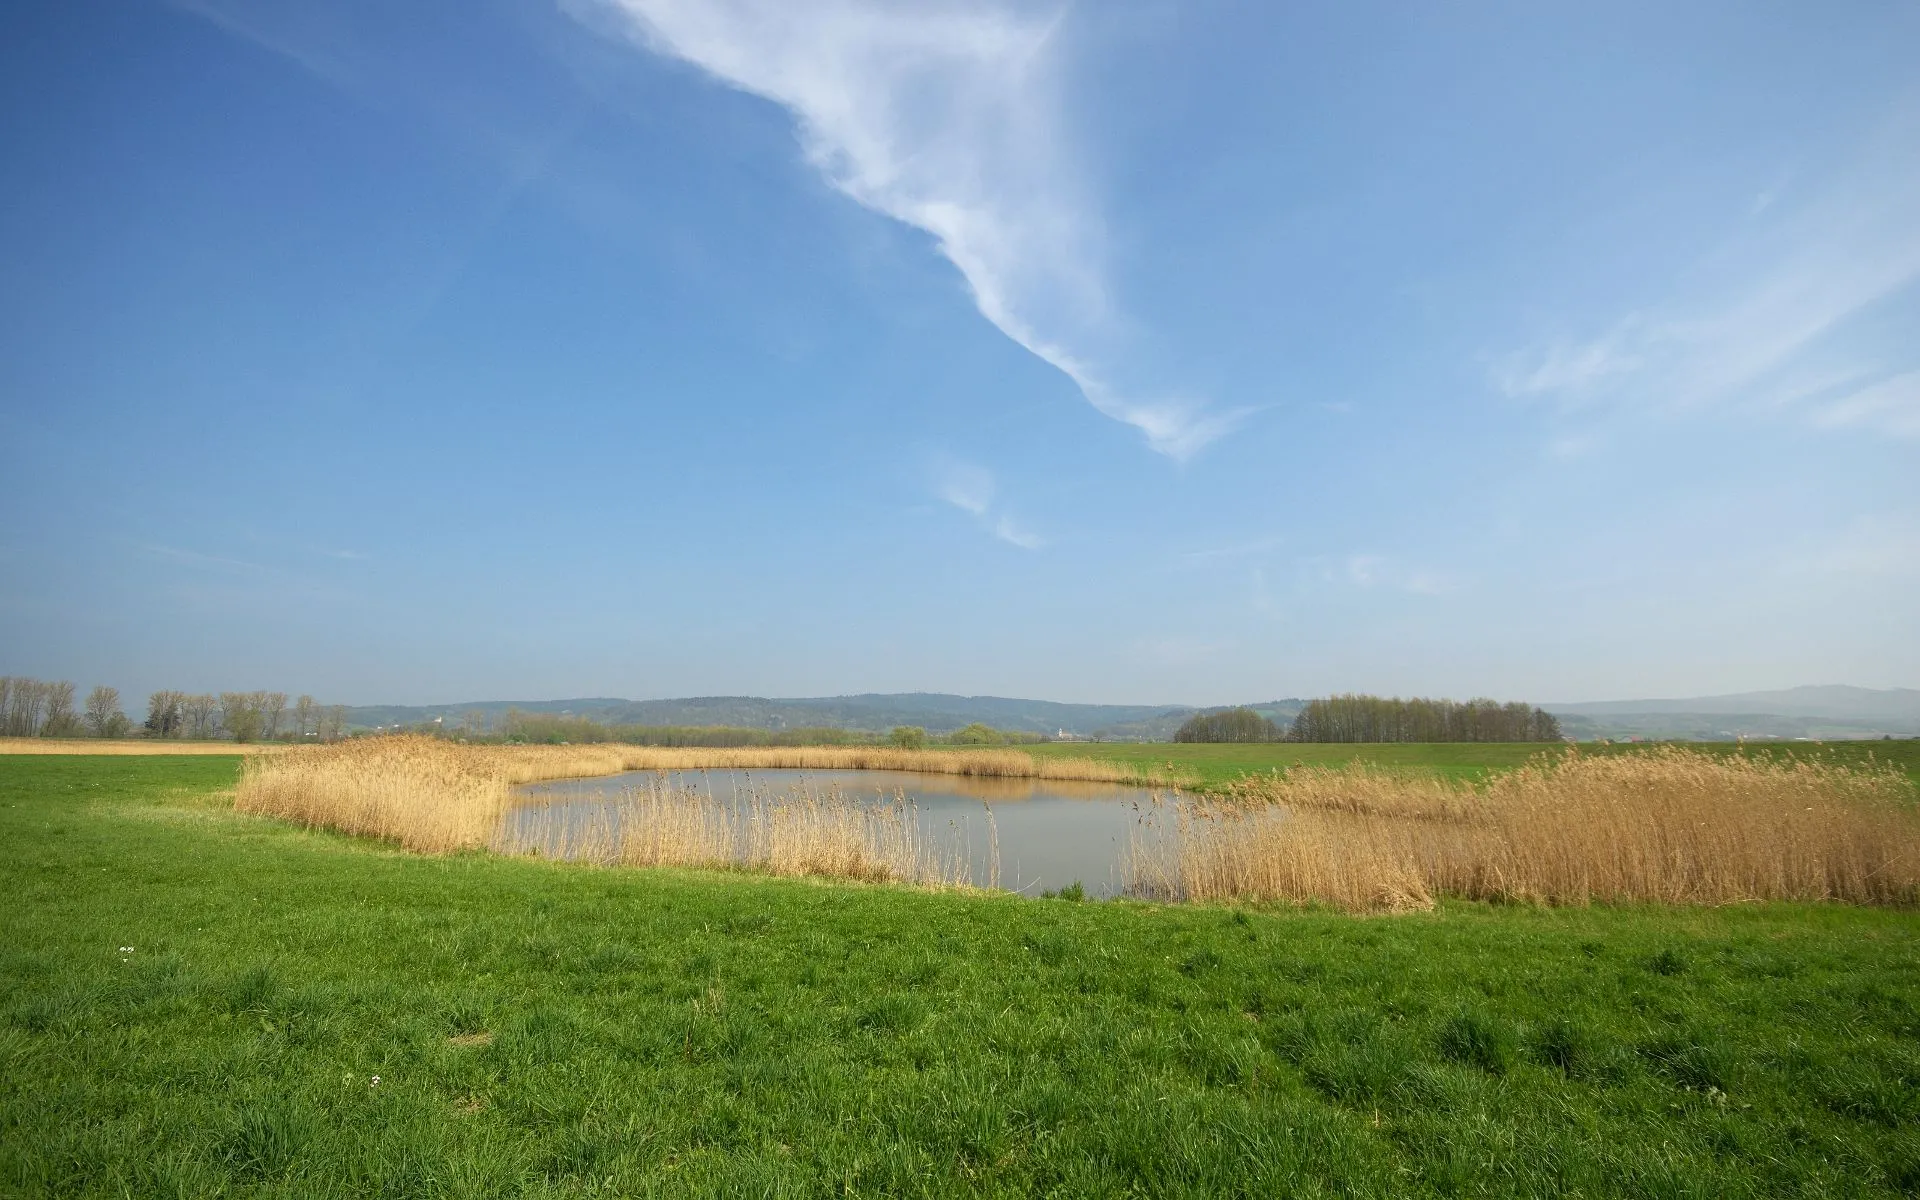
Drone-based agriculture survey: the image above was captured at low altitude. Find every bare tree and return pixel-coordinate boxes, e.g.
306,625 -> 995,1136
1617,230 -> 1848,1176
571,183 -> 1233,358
180,694 -> 215,739
42,681 -> 80,737
261,692 -> 287,739
84,686 -> 123,737
1,678 -> 26,736
320,705 -> 347,742
293,695 -> 317,738
2,678 -> 49,736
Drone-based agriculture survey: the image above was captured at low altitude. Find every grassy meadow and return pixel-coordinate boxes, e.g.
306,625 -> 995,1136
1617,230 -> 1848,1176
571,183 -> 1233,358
4,752 -> 1920,1196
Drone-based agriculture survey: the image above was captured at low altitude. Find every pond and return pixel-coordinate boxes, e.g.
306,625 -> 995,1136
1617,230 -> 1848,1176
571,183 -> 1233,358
497,768 -> 1184,897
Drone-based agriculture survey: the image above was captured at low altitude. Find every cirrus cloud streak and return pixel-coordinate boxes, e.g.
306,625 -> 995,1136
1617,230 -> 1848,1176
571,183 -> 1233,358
573,0 -> 1237,459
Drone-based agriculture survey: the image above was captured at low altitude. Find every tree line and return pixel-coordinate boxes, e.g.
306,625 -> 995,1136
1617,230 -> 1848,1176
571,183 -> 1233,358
0,676 -> 346,742
494,712 -> 1044,748
370,710 -> 1049,748
1175,695 -> 1564,744
1290,695 -> 1562,742
1173,708 -> 1285,743
0,678 -> 85,737
143,691 -> 347,742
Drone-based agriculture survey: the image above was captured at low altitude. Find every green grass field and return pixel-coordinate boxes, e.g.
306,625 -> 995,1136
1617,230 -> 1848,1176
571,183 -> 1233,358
4,754 -> 1919,1197
1028,738 -> 1920,791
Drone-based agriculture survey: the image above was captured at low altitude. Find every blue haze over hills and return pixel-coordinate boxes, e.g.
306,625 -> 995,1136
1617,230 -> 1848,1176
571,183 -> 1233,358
347,686 -> 1920,741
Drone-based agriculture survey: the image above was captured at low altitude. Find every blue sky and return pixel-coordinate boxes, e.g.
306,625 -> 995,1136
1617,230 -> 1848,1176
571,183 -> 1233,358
2,0 -> 1916,708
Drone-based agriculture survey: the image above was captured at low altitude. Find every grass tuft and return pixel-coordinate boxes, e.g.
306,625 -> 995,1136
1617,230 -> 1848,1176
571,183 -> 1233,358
217,1100 -> 308,1181
1435,1010 -> 1514,1074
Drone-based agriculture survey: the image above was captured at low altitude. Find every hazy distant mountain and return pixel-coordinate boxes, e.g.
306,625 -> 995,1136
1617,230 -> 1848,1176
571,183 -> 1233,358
1549,686 -> 1920,722
343,693 -> 1307,739
1546,686 -> 1920,740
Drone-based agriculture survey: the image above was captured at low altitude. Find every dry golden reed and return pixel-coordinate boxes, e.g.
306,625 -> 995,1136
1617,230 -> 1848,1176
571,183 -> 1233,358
0,738 -> 281,756
237,737 -> 513,852
1130,748 -> 1920,911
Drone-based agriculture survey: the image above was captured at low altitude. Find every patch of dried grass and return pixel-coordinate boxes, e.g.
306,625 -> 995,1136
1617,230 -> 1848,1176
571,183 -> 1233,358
0,738 -> 281,755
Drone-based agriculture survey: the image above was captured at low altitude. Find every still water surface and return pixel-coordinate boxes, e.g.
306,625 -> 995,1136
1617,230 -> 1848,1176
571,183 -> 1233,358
501,768 -> 1182,897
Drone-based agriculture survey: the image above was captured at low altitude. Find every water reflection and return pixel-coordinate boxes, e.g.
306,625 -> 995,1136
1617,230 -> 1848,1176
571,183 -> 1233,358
501,768 -> 1182,897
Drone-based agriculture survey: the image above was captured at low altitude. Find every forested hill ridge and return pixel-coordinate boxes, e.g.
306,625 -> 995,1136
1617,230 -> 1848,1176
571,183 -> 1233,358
342,694 -> 1309,740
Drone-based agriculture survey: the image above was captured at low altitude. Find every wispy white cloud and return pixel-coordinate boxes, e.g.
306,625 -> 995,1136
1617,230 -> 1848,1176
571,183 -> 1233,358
991,515 -> 1045,551
164,0 -> 362,89
1495,109 -> 1920,436
931,458 -> 994,517
1496,319 -> 1644,399
1808,368 -> 1920,438
1327,553 -> 1458,596
929,456 -> 1043,549
574,0 -> 1238,459
142,543 -> 265,573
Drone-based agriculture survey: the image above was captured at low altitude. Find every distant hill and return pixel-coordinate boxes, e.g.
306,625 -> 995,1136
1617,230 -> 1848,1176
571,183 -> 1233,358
344,693 -> 1310,740
1549,686 -> 1920,722
341,687 -> 1917,743
1547,686 -> 1920,740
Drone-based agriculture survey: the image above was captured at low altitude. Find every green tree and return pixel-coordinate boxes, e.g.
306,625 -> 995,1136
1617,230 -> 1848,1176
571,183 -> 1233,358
144,691 -> 187,739
219,693 -> 264,743
1173,708 -> 1282,743
888,725 -> 927,750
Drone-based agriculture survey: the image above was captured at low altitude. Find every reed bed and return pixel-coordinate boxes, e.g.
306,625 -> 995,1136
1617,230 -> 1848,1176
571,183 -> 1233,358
237,736 -> 1005,886
1130,747 -> 1920,911
0,738 -> 282,755
237,737 -> 513,852
500,776 -> 991,888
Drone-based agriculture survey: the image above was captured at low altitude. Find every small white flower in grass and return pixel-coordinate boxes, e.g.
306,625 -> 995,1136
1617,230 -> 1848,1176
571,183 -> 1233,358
370,1075 -> 380,1088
